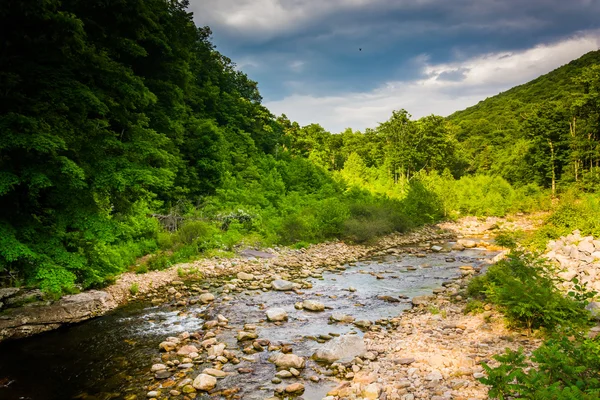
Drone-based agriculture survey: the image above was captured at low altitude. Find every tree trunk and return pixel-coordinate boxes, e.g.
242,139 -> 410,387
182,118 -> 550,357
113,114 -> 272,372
570,117 -> 578,181
548,139 -> 556,198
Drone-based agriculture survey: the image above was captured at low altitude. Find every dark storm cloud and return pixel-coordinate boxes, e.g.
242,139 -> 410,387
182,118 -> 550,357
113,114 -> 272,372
186,0 -> 600,131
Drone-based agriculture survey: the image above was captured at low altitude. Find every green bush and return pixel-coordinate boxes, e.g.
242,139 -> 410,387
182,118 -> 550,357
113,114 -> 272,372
471,251 -> 591,331
481,336 -> 600,399
146,252 -> 172,271
527,193 -> 600,250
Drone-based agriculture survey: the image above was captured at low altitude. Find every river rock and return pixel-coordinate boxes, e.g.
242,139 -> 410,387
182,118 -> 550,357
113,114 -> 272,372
237,331 -> 258,341
412,295 -> 432,306
159,341 -> 177,352
330,313 -> 355,323
276,370 -> 293,378
363,383 -> 381,399
312,334 -> 366,363
0,290 -> 117,341
199,293 -> 215,303
208,343 -> 226,357
155,370 -> 172,379
458,239 -> 477,248
354,319 -> 372,329
193,373 -> 217,391
431,245 -> 443,252
269,353 -> 306,369
237,272 -> 255,281
302,299 -> 325,311
285,383 -> 305,394
177,345 -> 199,356
272,279 -> 295,291
203,368 -> 229,378
266,308 -> 288,322
151,363 -> 167,371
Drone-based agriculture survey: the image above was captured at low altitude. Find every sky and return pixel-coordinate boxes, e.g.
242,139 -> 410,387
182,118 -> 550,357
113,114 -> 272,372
188,0 -> 600,133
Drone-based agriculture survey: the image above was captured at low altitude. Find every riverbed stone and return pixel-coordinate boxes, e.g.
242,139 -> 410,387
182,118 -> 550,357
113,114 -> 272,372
285,382 -> 305,394
271,279 -> 294,291
312,334 -> 366,363
159,341 -> 177,352
330,313 -> 355,323
275,370 -> 293,378
266,308 -> 288,322
269,353 -> 306,369
237,331 -> 258,341
208,343 -> 226,357
177,345 -> 198,356
199,293 -> 215,303
193,373 -> 217,391
202,368 -> 229,378
237,272 -> 255,281
302,299 -> 325,311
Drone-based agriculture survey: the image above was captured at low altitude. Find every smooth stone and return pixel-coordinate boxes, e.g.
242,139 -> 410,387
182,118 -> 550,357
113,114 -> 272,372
199,293 -> 215,303
312,334 -> 366,363
192,373 -> 217,391
272,279 -> 295,291
266,308 -> 288,322
269,353 -> 306,369
302,299 -> 325,312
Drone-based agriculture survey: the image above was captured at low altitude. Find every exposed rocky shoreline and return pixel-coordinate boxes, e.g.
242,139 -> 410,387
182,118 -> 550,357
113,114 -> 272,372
0,214 -> 540,342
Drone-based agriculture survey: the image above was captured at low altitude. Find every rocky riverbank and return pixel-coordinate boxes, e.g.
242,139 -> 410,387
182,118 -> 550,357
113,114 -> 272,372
545,230 -> 600,292
325,276 -> 540,400
0,214 -> 538,342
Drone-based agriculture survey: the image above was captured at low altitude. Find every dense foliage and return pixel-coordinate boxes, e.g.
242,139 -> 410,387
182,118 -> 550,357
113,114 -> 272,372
482,336 -> 600,399
1,1 -> 598,295
448,51 -> 600,192
467,251 -> 592,331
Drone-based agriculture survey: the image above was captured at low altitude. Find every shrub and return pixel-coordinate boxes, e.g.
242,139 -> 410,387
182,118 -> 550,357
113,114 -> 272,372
147,252 -> 171,271
481,336 -> 600,399
129,283 -> 139,295
472,251 -> 591,331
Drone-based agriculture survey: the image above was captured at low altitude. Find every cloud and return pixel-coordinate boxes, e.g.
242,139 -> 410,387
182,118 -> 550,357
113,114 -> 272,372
264,31 -> 600,132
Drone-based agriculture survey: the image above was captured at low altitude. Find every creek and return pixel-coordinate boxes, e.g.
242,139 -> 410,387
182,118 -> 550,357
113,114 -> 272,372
0,240 -> 498,400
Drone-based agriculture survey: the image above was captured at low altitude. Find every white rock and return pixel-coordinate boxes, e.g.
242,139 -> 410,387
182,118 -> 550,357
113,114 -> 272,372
272,279 -> 295,291
266,308 -> 288,322
193,373 -> 217,391
237,272 -> 255,281
302,299 -> 325,311
200,293 -> 215,303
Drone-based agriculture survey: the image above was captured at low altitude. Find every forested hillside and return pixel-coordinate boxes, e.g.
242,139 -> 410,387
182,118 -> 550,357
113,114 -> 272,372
448,50 -> 600,189
1,1 -> 599,296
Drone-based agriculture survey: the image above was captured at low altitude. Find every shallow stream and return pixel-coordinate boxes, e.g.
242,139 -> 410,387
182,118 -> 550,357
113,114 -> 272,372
0,240 -> 498,400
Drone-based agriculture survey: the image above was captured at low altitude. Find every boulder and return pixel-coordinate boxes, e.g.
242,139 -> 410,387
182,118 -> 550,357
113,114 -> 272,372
285,383 -> 305,394
192,373 -> 217,391
269,353 -> 306,369
271,279 -> 294,291
237,272 -> 255,281
177,345 -> 199,356
0,290 -> 117,341
266,308 -> 288,322
199,293 -> 215,304
312,334 -> 366,363
458,239 -> 477,248
329,313 -> 355,323
302,299 -> 325,312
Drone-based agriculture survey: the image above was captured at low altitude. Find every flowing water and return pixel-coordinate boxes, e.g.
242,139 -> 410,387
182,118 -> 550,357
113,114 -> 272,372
0,240 -> 498,400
